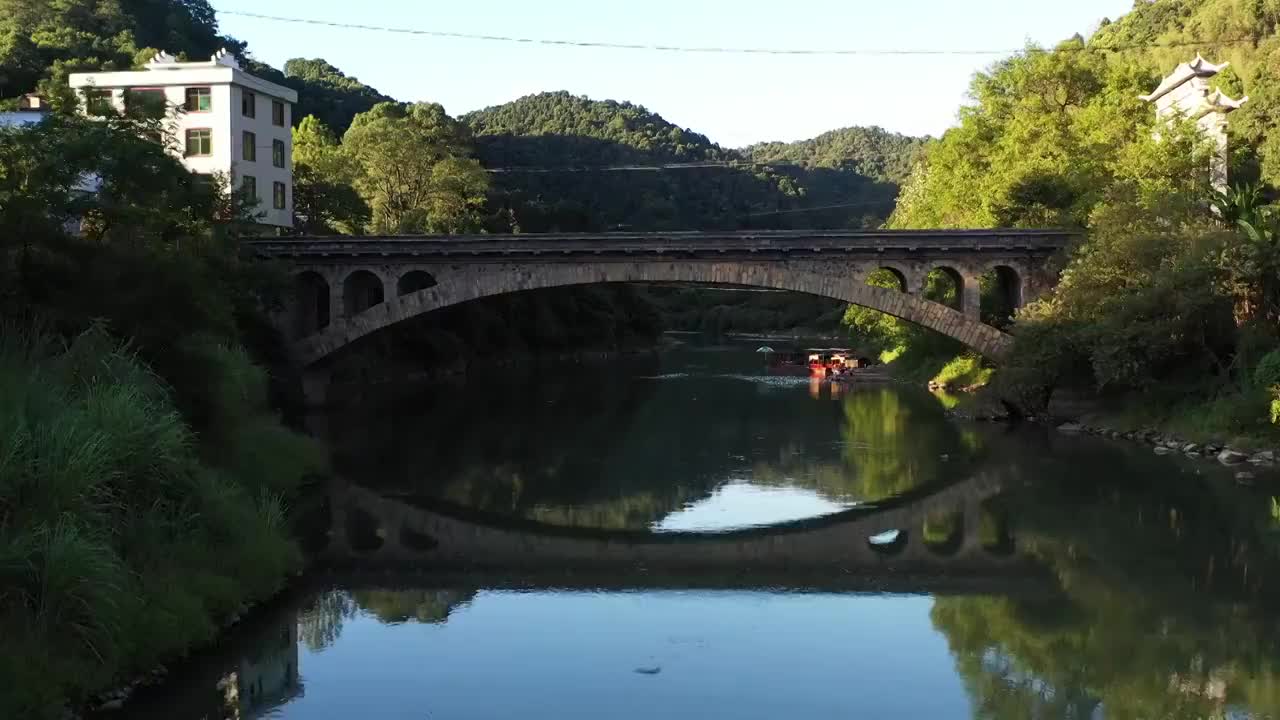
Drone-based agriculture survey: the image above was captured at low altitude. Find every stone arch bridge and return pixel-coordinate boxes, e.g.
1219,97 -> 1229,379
246,230 -> 1072,373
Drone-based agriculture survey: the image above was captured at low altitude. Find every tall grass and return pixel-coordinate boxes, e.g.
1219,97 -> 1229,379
0,326 -> 325,718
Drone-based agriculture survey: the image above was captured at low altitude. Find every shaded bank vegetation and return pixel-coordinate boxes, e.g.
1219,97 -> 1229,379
0,330 -> 321,716
0,108 -> 322,717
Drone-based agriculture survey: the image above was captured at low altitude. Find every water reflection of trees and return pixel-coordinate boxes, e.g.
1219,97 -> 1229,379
351,589 -> 477,625
297,591 -> 357,652
327,359 -> 978,529
295,588 -> 477,651
931,442 -> 1280,719
751,388 -> 982,502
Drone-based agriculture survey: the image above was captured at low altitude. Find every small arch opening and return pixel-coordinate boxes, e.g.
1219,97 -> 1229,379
346,506 -> 385,554
980,265 -> 1023,328
293,271 -> 330,336
924,267 -> 963,310
343,270 -> 385,317
867,529 -> 908,556
867,267 -> 908,293
978,503 -> 1016,555
923,510 -> 965,556
398,270 -> 438,296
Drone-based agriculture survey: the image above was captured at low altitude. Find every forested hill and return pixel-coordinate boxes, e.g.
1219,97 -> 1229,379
744,127 -> 927,185
464,91 -> 919,232
465,91 -> 729,165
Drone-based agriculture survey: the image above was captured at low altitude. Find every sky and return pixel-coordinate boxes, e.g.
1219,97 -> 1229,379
212,0 -> 1135,147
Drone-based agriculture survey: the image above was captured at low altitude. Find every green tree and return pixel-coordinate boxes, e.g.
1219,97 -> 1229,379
292,115 -> 369,234
889,39 -> 1159,230
343,102 -> 489,233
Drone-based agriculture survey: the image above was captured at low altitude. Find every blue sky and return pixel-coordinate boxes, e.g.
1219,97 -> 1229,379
213,0 -> 1134,147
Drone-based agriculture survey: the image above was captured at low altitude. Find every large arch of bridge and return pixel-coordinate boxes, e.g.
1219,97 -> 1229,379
289,261 -> 1015,367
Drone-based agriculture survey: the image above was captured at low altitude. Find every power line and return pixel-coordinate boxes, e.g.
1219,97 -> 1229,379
484,160 -> 844,173
746,201 -> 893,216
218,9 -> 1263,56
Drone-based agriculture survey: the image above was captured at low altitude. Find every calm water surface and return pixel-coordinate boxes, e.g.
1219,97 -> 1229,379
120,344 -> 1280,719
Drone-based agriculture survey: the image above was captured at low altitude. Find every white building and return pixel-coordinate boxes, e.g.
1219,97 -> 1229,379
69,50 -> 297,227
1140,55 -> 1248,193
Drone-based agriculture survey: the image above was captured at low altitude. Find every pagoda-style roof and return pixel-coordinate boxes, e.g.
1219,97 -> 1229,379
144,48 -> 241,71
1202,88 -> 1249,114
1139,54 -> 1230,103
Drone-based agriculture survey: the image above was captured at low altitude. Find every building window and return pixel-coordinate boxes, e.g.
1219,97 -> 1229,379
272,100 -> 285,127
125,88 -> 167,119
83,89 -> 113,116
184,87 -> 212,112
243,131 -> 257,162
192,173 -> 216,195
273,181 -> 286,209
242,90 -> 256,118
272,139 -> 286,168
185,128 -> 212,157
242,175 -> 257,201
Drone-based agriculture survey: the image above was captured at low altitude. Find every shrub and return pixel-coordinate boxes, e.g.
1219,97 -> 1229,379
1256,349 -> 1280,389
931,353 -> 995,390
0,327 -> 320,718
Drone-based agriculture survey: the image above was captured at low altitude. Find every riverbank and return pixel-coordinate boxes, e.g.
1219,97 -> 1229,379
937,382 -> 1280,479
0,329 -> 325,720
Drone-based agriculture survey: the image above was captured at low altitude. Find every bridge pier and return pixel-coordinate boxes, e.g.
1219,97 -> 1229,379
961,270 -> 982,321
328,274 -> 346,327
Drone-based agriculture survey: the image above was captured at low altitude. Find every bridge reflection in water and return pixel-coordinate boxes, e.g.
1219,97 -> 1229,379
311,468 -> 1045,594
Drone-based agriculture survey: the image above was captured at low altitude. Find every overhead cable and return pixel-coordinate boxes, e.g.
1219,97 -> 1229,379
218,10 -> 1263,56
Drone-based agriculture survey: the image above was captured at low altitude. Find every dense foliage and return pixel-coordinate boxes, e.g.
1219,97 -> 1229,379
878,2 -> 1280,437
0,100 -> 322,717
0,330 -> 321,718
343,102 -> 489,233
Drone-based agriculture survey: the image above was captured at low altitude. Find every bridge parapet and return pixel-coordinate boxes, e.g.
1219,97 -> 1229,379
247,229 -> 1075,262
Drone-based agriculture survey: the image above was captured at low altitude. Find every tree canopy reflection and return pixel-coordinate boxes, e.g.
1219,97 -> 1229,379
930,443 -> 1280,719
324,353 -> 980,530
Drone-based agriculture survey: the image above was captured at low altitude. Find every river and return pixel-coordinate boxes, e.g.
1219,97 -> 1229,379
115,342 -> 1280,719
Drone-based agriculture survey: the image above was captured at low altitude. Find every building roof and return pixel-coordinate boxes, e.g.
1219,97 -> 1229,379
1203,88 -> 1249,114
68,49 -> 298,103
1139,54 -> 1230,103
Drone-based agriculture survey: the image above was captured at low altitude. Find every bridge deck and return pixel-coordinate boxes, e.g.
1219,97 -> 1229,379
247,229 -> 1075,261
